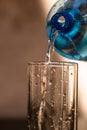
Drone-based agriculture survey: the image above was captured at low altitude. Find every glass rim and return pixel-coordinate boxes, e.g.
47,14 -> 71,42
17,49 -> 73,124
28,61 -> 78,66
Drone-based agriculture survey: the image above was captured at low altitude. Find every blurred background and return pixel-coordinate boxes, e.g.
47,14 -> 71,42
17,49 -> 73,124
0,0 -> 87,129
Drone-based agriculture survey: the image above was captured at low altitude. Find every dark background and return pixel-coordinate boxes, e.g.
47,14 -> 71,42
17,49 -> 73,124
0,0 -> 46,119
0,0 -> 52,129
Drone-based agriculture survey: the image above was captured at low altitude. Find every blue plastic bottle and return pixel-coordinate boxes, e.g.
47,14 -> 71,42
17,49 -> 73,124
46,0 -> 87,60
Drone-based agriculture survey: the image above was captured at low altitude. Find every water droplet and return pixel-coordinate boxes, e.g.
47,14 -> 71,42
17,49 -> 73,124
51,104 -> 54,108
49,80 -> 52,86
53,68 -> 56,72
35,83 -> 38,86
72,108 -> 74,111
51,101 -> 54,107
68,116 -> 71,120
60,117 -> 63,121
64,103 -> 67,107
50,125 -> 54,128
37,74 -> 40,77
71,73 -> 73,75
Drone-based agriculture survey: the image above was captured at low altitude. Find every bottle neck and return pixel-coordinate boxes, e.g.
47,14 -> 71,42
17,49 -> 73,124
50,11 -> 74,34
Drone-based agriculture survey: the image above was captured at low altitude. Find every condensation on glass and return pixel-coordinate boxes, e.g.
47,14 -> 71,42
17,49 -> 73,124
27,62 -> 78,130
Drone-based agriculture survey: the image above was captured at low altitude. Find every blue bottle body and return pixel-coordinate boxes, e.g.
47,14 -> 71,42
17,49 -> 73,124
46,0 -> 87,60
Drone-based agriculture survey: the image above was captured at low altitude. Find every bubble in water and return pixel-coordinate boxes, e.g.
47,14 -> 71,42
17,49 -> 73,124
68,116 -> 71,120
64,103 -> 67,107
50,125 -> 54,128
35,83 -> 38,86
59,117 -> 63,121
49,80 -> 52,86
53,68 -> 56,73
71,73 -> 73,75
37,74 -> 40,77
50,100 -> 54,108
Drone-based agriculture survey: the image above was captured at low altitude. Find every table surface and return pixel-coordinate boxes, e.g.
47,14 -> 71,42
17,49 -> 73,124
0,119 -> 28,130
0,118 -> 86,130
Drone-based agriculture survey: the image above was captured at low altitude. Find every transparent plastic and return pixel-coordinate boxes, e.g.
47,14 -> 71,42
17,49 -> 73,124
46,0 -> 87,60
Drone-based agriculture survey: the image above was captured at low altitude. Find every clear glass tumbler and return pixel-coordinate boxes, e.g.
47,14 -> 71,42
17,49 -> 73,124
27,61 -> 78,130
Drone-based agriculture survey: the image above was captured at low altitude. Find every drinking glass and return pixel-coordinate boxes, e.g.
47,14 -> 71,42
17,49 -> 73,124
27,61 -> 78,130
